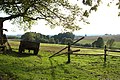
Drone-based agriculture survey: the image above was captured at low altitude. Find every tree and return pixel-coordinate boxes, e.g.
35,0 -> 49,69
96,37 -> 104,48
63,32 -> 75,40
61,37 -> 73,45
21,32 -> 54,43
55,39 -> 59,44
52,32 -> 75,43
0,0 -> 119,45
92,37 -> 104,48
106,39 -> 115,49
49,38 -> 55,44
0,0 -> 103,45
92,40 -> 97,47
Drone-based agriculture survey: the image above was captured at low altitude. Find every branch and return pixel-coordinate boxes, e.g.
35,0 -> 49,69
33,5 -> 53,19
4,13 -> 24,20
24,16 -> 46,20
0,1 -> 21,5
15,4 -> 22,13
39,3 -> 65,19
3,2 -> 33,21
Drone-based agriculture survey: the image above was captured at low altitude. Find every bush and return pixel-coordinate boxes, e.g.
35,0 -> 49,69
61,38 -> 73,45
92,37 -> 104,48
49,38 -> 55,44
106,39 -> 115,48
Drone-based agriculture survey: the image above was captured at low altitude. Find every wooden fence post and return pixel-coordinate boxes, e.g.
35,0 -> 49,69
49,37 -> 84,58
104,45 -> 107,64
67,43 -> 71,63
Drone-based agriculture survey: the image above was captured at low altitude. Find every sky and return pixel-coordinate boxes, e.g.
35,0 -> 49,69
1,1 -> 120,36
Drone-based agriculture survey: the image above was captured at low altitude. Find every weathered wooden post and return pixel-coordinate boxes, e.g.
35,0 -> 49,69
67,43 -> 71,63
0,19 -> 4,45
104,45 -> 107,64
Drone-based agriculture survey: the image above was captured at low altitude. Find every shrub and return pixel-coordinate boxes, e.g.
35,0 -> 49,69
92,37 -> 104,48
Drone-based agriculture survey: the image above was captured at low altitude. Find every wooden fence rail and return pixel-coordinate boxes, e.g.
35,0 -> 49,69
49,39 -> 120,64
49,37 -> 84,63
104,45 -> 120,63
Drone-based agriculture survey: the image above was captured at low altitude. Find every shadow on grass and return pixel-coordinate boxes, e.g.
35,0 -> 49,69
0,48 -> 42,58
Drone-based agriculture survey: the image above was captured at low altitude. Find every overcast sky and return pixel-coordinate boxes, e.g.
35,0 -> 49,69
2,1 -> 120,36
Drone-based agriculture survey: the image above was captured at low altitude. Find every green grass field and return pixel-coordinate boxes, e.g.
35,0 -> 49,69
78,38 -> 120,48
0,41 -> 120,80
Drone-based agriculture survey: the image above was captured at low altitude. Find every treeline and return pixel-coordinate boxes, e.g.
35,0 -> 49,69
21,32 -> 75,44
7,35 -> 20,39
8,32 -> 115,48
51,32 -> 75,44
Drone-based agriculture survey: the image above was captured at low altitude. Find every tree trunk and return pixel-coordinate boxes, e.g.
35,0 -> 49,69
0,19 -> 4,45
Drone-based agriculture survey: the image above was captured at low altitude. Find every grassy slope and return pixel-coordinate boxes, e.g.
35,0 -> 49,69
76,35 -> 120,48
75,35 -> 120,42
0,41 -> 120,80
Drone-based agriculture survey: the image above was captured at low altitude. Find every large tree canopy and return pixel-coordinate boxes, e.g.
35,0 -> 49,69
0,0 -> 101,31
0,0 -> 120,31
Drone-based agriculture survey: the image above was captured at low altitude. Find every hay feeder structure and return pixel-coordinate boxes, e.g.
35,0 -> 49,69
19,41 -> 40,55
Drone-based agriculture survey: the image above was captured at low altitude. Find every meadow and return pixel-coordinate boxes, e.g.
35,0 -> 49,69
0,40 -> 120,80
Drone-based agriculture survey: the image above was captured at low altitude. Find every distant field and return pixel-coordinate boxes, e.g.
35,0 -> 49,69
76,35 -> 120,49
75,35 -> 120,42
78,39 -> 93,44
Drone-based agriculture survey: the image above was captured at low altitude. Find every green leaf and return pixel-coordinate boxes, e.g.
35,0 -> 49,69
90,5 -> 98,12
86,0 -> 92,6
83,10 -> 89,17
82,0 -> 92,6
97,0 -> 101,5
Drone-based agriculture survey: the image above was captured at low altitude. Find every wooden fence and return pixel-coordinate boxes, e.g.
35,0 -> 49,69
49,38 -> 120,64
49,37 -> 84,63
104,45 -> 120,63
74,45 -> 120,64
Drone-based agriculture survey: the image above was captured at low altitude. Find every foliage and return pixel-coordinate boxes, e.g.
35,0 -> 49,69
0,0 -> 120,32
0,0 -> 100,31
61,38 -> 73,45
52,32 -> 75,44
82,43 -> 91,47
49,38 -> 55,44
92,40 -> 97,47
96,37 -> 104,48
106,39 -> 115,49
21,32 -> 49,42
92,37 -> 104,48
21,32 -> 75,44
